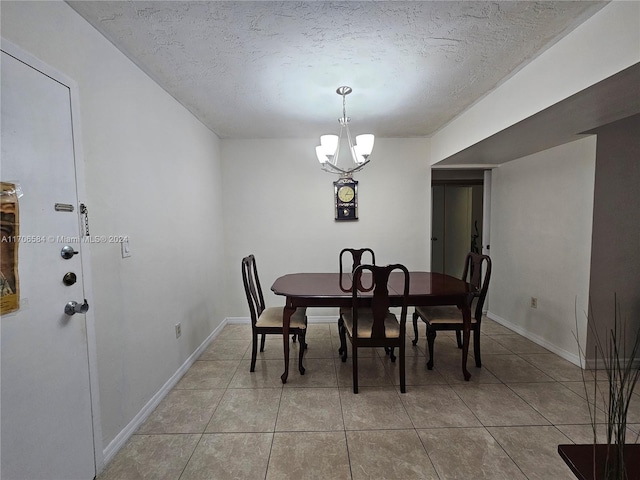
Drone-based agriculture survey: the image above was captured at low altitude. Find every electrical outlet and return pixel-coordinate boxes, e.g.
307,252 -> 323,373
530,297 -> 538,309
175,323 -> 181,338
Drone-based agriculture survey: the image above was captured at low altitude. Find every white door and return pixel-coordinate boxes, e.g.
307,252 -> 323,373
443,186 -> 472,278
432,185 -> 472,278
1,46 -> 97,479
431,185 -> 445,273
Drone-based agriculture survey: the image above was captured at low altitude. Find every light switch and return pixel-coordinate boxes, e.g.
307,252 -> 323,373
121,237 -> 131,258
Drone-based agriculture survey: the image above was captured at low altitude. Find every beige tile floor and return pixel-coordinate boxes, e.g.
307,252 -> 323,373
98,318 -> 640,480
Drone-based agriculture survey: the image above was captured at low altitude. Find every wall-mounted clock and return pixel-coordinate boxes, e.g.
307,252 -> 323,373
334,178 -> 358,221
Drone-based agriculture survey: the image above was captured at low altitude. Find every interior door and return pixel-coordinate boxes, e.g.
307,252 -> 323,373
444,186 -> 472,278
431,185 -> 445,273
432,184 -> 479,278
1,48 -> 96,479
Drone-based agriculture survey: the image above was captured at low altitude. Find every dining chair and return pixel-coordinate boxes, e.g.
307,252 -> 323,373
339,263 -> 410,393
241,254 -> 307,373
412,252 -> 491,369
338,248 -> 376,357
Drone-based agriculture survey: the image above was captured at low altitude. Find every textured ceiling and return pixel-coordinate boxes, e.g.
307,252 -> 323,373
68,1 -> 607,139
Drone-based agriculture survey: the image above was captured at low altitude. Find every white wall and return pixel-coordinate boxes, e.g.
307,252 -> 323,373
1,0 -> 226,455
221,137 -> 431,318
430,0 -> 640,164
488,137 -> 597,362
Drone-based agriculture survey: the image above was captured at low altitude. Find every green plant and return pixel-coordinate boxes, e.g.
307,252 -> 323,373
574,298 -> 640,479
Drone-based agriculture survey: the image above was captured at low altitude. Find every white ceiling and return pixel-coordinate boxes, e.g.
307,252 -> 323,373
67,1 -> 608,140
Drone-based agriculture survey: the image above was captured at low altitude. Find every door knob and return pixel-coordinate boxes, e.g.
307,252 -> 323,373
65,299 -> 89,316
61,245 -> 79,259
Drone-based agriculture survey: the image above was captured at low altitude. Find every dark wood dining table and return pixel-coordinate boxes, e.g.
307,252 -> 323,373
557,444 -> 640,479
271,271 -> 476,384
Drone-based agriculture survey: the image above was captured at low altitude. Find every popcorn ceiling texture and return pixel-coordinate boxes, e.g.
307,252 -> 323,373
68,1 -> 605,138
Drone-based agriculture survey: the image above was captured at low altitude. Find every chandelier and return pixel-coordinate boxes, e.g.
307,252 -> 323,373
315,86 -> 375,178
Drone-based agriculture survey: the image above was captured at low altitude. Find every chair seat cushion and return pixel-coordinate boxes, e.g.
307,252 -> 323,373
415,305 -> 478,325
342,309 -> 400,338
256,306 -> 307,329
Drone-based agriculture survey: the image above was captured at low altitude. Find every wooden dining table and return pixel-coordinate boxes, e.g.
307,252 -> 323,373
271,271 -> 476,384
557,444 -> 640,479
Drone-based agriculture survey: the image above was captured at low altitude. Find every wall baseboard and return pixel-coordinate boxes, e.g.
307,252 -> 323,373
487,312 -> 640,371
308,315 -> 340,324
225,316 -> 250,324
486,311 -> 583,367
101,319 -> 228,466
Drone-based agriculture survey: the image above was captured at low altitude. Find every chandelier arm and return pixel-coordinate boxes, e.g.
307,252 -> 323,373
322,162 -> 351,175
350,159 -> 371,173
343,122 -> 359,166
322,158 -> 369,176
332,124 -> 343,168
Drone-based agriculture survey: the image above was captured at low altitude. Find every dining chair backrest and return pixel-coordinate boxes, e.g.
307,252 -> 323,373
340,248 -> 376,292
339,248 -> 375,276
352,263 -> 410,339
462,252 -> 492,320
241,254 -> 266,325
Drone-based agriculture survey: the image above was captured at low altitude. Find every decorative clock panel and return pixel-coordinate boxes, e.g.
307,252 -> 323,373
334,178 -> 358,221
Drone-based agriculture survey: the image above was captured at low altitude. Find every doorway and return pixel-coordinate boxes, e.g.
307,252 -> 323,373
431,173 -> 484,278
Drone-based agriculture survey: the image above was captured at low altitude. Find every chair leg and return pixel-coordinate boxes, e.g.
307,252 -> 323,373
426,325 -> 437,370
399,342 -> 406,393
412,311 -> 419,346
455,330 -> 462,349
473,327 -> 482,368
389,347 -> 396,363
292,333 -> 307,348
260,333 -> 266,352
339,323 -> 348,362
298,331 -> 306,375
337,316 -> 345,355
250,331 -> 258,372
352,346 -> 358,394
304,316 -> 308,349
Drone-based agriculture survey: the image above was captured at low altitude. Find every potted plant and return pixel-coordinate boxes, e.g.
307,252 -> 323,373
559,298 -> 640,480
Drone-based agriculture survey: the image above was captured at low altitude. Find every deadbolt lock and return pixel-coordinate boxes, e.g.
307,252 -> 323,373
63,272 -> 77,286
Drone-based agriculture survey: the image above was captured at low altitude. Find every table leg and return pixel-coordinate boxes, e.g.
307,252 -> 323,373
280,305 -> 295,384
461,302 -> 472,381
